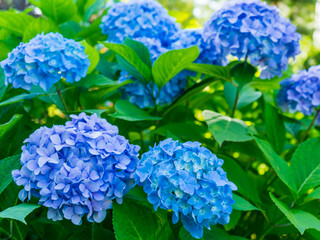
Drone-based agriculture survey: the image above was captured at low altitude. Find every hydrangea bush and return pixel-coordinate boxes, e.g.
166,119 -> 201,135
0,0 -> 320,240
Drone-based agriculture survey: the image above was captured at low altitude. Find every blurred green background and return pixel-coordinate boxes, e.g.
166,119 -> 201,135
1,0 -> 319,71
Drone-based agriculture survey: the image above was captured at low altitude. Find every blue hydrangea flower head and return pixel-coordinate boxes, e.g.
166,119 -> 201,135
12,113 -> 140,225
118,71 -> 187,109
203,0 -> 301,79
134,139 -> 237,239
171,29 -> 226,65
1,32 -> 90,91
277,66 -> 320,123
100,0 -> 180,47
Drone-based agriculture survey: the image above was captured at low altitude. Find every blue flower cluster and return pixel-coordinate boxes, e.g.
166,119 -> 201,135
277,66 -> 320,123
1,33 -> 90,91
12,113 -> 140,225
171,29 -> 226,66
100,0 -> 180,48
118,71 -> 187,109
134,139 -> 237,239
203,0 -> 301,79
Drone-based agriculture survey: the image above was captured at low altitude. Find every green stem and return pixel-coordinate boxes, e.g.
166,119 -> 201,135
55,84 -> 69,113
231,86 -> 239,118
92,223 -> 95,240
9,220 -> 13,238
154,104 -> 159,143
265,174 -> 277,189
299,108 -> 320,144
150,82 -> 160,143
289,201 -> 295,209
14,221 -> 23,240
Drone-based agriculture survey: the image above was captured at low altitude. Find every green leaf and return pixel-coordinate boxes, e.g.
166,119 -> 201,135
28,0 -> 40,7
254,137 -> 296,193
75,12 -> 104,40
203,110 -> 254,145
0,203 -> 40,224
75,0 -> 87,16
83,0 -> 106,22
0,155 -> 20,195
80,40 -> 100,74
224,210 -> 242,231
152,46 -> 199,89
0,114 -> 22,139
270,193 -> 320,234
110,100 -> 161,121
113,199 -> 173,240
123,38 -> 151,68
125,186 -> 148,202
0,93 -> 44,107
92,224 -> 115,240
290,138 -> 320,195
69,109 -> 107,117
0,41 -> 11,62
250,78 -> 281,92
23,17 -> 58,42
224,82 -> 262,110
155,122 -> 207,142
218,154 -> 261,204
250,67 -> 292,92
305,187 -> 320,202
0,67 -> 6,100
74,74 -> 133,96
204,226 -> 248,240
185,63 -> 231,82
59,21 -> 81,39
179,225 -> 247,240
74,74 -> 118,88
39,0 -> 77,24
0,12 -> 33,36
233,194 -> 261,211
68,224 -> 115,240
101,42 -> 151,82
163,77 -> 219,116
305,229 -> 320,240
230,62 -> 256,87
264,103 -> 285,153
